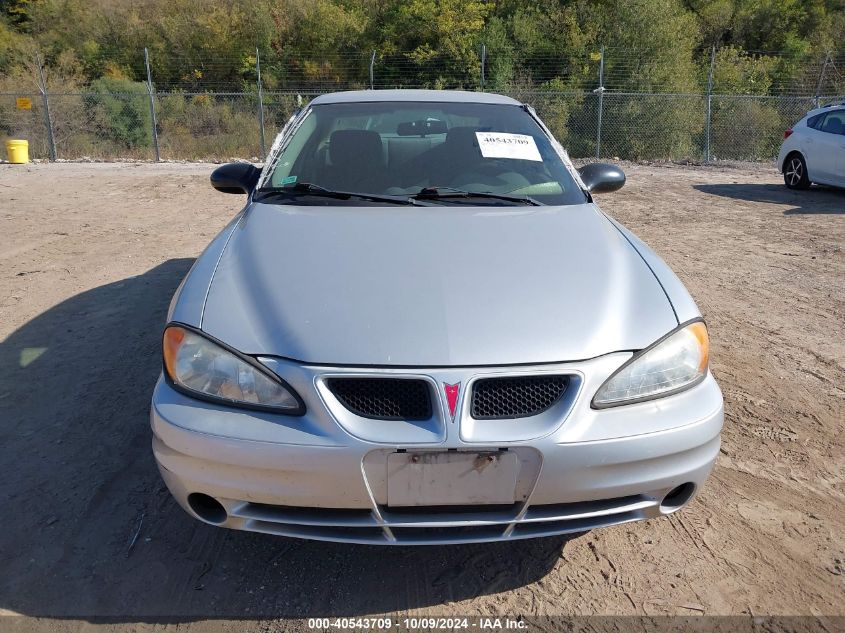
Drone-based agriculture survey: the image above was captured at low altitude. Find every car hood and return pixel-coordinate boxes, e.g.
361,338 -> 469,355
201,202 -> 677,366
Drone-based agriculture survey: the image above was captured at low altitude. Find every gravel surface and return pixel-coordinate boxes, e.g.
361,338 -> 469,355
0,162 -> 843,628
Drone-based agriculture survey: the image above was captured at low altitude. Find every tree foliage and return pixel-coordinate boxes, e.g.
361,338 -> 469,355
85,77 -> 151,149
1,0 -> 842,162
0,0 -> 840,91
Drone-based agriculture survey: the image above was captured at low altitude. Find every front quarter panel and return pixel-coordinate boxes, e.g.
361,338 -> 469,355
600,213 -> 700,324
167,212 -> 245,327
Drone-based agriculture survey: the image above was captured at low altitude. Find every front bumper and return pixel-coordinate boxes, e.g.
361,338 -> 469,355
151,353 -> 723,545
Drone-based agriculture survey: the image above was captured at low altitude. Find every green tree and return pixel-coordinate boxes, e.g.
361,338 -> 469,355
0,15 -> 32,74
85,77 -> 151,149
265,0 -> 369,88
375,0 -> 491,87
711,46 -> 777,95
1,0 -> 35,29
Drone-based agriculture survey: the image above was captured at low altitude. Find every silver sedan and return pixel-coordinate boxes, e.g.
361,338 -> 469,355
151,90 -> 723,545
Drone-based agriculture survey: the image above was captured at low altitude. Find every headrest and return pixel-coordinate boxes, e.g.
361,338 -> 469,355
329,129 -> 383,166
444,126 -> 481,147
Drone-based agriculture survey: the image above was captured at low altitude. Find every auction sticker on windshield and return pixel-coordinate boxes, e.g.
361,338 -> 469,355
476,132 -> 542,161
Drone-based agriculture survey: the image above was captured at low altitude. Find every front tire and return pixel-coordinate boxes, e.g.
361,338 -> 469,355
783,153 -> 810,190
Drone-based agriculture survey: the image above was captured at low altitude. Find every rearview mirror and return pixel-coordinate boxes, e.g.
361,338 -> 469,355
578,163 -> 626,194
397,119 -> 448,136
210,162 -> 260,194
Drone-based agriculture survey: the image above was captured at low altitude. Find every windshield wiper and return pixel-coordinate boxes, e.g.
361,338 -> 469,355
254,182 -> 421,206
412,186 -> 541,206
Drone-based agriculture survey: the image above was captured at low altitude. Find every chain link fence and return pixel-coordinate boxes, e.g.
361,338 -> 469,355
1,48 -> 843,163
1,93 -> 50,158
4,89 -> 832,162
708,95 -> 820,161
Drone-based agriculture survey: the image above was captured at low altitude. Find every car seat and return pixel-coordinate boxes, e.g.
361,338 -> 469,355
325,129 -> 385,191
425,127 -> 484,186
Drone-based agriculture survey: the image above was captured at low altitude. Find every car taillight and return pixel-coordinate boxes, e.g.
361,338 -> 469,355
784,129 -> 793,139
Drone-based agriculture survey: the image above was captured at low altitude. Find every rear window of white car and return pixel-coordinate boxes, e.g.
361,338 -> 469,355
807,113 -> 825,129
819,111 -> 845,135
808,110 -> 845,135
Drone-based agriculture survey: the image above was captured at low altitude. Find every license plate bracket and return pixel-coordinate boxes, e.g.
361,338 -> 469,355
386,451 -> 519,507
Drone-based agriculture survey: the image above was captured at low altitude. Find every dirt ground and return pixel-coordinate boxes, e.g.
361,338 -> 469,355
0,161 -> 843,629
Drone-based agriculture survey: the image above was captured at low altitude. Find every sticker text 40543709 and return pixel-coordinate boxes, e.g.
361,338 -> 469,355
475,132 -> 542,162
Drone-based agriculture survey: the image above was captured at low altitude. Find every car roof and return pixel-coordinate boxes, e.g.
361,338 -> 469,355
309,89 -> 522,106
806,102 -> 845,117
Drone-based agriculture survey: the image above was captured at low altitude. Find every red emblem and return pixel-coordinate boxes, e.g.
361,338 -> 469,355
444,383 -> 460,420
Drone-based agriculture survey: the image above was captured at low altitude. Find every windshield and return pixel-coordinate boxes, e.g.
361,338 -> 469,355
261,101 -> 587,206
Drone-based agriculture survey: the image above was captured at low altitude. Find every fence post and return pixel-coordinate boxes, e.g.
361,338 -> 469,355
813,52 -> 831,108
369,50 -> 376,90
704,45 -> 716,162
35,53 -> 56,161
143,48 -> 161,162
594,45 -> 605,159
480,44 -> 486,91
256,48 -> 267,159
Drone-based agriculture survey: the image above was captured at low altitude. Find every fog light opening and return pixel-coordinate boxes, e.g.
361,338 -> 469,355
188,493 -> 227,524
660,483 -> 696,513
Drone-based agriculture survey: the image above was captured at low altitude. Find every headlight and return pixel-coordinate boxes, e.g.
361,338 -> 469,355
592,320 -> 710,408
162,325 -> 304,414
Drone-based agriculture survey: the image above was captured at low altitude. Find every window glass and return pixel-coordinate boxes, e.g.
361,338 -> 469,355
263,101 -> 587,206
819,110 -> 845,135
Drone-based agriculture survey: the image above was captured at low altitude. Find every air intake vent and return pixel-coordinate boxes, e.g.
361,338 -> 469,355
471,375 -> 569,419
328,378 -> 432,420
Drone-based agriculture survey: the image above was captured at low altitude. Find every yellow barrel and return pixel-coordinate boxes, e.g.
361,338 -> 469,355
6,139 -> 29,164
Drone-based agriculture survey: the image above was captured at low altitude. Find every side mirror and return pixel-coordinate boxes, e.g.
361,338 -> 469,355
210,162 -> 260,194
578,163 -> 626,194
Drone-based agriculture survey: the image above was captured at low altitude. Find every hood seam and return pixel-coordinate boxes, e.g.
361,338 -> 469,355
598,209 -> 679,325
199,209 -> 247,329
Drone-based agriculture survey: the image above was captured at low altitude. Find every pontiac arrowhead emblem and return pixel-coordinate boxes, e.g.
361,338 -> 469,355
444,383 -> 460,420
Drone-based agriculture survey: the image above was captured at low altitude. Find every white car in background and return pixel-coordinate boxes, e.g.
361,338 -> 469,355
778,103 -> 845,189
